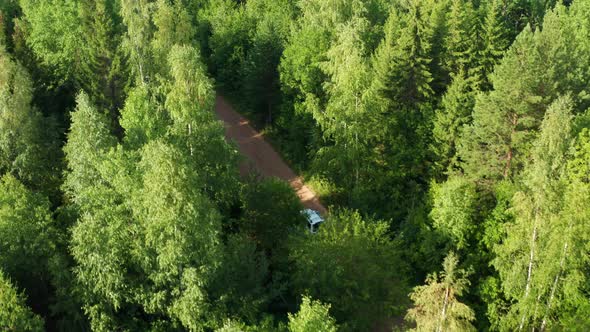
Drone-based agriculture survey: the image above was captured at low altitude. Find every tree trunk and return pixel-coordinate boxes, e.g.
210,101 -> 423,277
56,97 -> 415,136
519,214 -> 538,331
540,231 -> 570,332
437,286 -> 450,332
503,114 -> 519,178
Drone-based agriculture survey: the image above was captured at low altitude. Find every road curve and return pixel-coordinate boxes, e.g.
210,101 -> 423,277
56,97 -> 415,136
215,96 -> 327,215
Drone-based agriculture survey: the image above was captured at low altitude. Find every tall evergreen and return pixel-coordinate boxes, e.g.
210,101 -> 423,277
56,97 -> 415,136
406,252 -> 476,332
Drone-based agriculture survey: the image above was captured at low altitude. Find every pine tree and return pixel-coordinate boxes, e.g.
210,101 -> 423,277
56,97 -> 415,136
78,0 -> 126,115
443,0 -> 477,78
406,252 -> 476,332
432,69 -> 478,172
458,5 -> 582,183
474,0 -> 510,90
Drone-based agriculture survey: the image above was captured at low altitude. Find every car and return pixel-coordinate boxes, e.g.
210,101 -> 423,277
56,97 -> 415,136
301,208 -> 324,233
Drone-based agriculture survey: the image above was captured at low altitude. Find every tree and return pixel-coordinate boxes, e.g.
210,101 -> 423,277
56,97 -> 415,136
406,252 -> 476,332
458,5 -> 586,183
209,233 -> 269,324
240,0 -> 295,124
443,0 -> 477,78
0,44 -> 61,199
63,92 -> 116,207
0,271 -> 44,332
78,0 -> 126,115
429,175 -> 478,249
119,85 -> 169,149
432,69 -> 478,173
493,96 -> 574,330
367,2 -> 435,219
315,15 -> 378,193
133,140 -> 223,330
165,44 -> 239,207
289,209 -> 407,330
474,0 -> 511,90
18,0 -> 82,82
120,0 -> 155,85
151,0 -> 195,76
240,178 -> 304,256
0,174 -> 57,319
288,296 -> 337,332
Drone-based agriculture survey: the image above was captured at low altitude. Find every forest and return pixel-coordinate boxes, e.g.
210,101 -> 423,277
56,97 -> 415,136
0,0 -> 589,331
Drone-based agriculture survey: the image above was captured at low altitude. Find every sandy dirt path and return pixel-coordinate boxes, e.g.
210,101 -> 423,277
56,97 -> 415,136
215,96 -> 327,215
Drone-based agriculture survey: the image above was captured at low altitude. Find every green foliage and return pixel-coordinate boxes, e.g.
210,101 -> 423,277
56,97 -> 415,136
0,271 -> 44,332
493,96 -> 580,330
432,70 -> 478,172
406,252 -> 476,332
287,296 -> 337,332
241,178 -> 304,254
0,174 -> 58,322
459,5 -> 590,182
430,176 -> 478,249
165,44 -> 239,207
210,233 -> 269,324
289,209 -> 407,330
18,0 -> 82,82
63,92 -> 116,207
0,44 -> 61,199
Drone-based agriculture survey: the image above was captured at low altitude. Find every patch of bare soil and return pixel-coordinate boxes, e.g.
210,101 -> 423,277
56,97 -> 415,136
215,96 -> 327,215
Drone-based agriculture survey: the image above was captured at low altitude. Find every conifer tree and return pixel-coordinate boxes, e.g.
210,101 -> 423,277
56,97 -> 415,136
475,0 -> 510,90
406,252 -> 476,332
443,0 -> 477,78
458,5 -> 583,183
78,0 -> 126,114
432,69 -> 478,172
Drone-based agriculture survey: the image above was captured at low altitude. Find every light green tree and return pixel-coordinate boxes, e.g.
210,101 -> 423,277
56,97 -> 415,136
288,296 -> 337,332
0,271 -> 44,332
429,175 -> 478,249
406,252 -> 475,332
63,92 -> 116,207
493,96 -> 574,330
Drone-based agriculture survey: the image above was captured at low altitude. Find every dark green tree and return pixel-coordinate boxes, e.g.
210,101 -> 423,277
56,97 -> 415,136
289,210 -> 407,330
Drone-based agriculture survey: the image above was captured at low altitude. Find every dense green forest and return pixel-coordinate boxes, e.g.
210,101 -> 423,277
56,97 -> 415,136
0,0 -> 589,330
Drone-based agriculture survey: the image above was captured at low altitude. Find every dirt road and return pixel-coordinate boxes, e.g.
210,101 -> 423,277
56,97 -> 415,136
215,96 -> 327,215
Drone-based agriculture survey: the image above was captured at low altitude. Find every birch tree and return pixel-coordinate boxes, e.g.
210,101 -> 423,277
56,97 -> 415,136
493,96 -> 574,330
